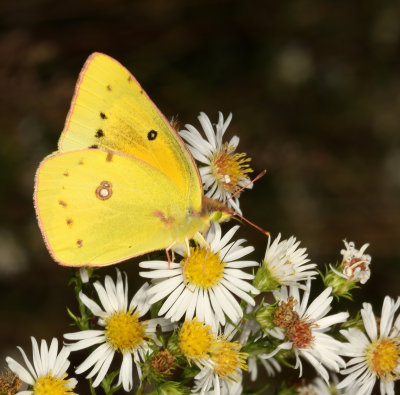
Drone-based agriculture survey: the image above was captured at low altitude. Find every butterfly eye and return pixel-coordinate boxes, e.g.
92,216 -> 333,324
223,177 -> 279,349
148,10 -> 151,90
147,130 -> 158,140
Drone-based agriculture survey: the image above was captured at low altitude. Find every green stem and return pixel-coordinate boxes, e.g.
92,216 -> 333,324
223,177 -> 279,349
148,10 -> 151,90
135,380 -> 145,395
89,378 -> 97,395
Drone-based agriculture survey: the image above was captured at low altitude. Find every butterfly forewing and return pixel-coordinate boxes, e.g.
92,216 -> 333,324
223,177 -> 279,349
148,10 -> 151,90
58,52 -> 202,208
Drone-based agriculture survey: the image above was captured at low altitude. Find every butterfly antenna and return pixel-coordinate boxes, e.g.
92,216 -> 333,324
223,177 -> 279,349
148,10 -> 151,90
233,211 -> 269,236
223,170 -> 267,204
222,170 -> 269,236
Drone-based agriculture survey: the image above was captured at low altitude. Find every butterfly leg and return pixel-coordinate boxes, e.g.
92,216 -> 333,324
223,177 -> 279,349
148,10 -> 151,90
182,237 -> 191,268
165,242 -> 176,269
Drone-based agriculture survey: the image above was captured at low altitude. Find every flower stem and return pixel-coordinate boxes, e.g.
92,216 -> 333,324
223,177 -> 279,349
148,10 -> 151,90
89,378 -> 97,395
135,380 -> 145,395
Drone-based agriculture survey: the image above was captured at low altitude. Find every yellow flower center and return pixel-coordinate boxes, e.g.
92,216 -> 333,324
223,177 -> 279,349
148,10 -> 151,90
210,143 -> 253,194
181,247 -> 224,289
178,318 -> 215,361
210,337 -> 248,382
33,373 -> 75,395
366,337 -> 400,381
105,310 -> 148,353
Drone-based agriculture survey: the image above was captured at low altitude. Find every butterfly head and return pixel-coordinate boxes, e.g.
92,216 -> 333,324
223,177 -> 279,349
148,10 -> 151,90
201,196 -> 233,224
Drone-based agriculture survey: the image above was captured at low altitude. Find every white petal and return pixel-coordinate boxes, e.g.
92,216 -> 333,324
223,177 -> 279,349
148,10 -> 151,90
185,287 -> 199,320
158,282 -> 185,316
224,246 -> 254,262
147,276 -> 183,300
94,281 -> 114,313
79,292 -> 105,317
198,112 -> 217,149
361,303 -> 377,340
65,334 -> 106,352
47,338 -> 59,373
39,339 -> 49,375
220,277 -> 256,306
75,343 -> 112,374
139,260 -> 180,270
167,288 -> 193,322
139,268 -> 182,279
64,330 -> 105,340
31,337 -> 43,377
91,346 -> 114,387
119,352 -> 134,391
316,312 -> 349,329
196,288 -> 206,322
53,346 -> 70,377
209,288 -> 226,326
6,357 -> 35,385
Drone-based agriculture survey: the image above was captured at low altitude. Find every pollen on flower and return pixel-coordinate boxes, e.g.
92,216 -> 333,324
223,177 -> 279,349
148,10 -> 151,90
210,142 -> 253,194
273,297 -> 315,349
0,370 -> 22,394
286,319 -> 315,349
151,349 -> 176,375
273,297 -> 299,330
181,246 -> 224,289
366,337 -> 400,381
179,318 -> 215,361
33,372 -> 76,395
105,310 -> 149,353
210,337 -> 248,382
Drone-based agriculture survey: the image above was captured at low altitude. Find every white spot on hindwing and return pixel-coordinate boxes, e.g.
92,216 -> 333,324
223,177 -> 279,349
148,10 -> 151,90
95,181 -> 112,200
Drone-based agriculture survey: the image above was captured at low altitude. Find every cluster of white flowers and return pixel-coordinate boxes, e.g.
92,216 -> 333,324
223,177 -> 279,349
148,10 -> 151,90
4,112 -> 399,395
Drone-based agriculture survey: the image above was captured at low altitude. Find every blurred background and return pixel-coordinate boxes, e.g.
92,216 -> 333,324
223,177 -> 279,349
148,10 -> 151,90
1,0 -> 400,393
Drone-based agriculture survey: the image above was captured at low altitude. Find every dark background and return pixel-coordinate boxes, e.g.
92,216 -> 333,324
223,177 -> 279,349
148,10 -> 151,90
1,0 -> 399,393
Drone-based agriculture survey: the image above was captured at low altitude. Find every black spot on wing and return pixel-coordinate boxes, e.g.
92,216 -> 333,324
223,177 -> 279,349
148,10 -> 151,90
95,129 -> 104,138
89,145 -> 98,149
147,130 -> 157,140
100,112 -> 107,119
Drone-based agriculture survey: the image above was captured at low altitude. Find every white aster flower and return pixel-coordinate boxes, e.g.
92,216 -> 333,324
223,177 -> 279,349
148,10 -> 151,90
331,240 -> 371,284
261,279 -> 349,383
193,368 -> 243,395
179,112 -> 253,215
191,324 -> 246,395
139,223 -> 260,331
337,296 -> 400,395
254,233 -> 317,292
6,337 -> 77,394
64,269 -> 173,392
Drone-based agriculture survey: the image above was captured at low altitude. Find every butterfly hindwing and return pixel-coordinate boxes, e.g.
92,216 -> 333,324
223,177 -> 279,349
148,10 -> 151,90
34,149 -> 204,266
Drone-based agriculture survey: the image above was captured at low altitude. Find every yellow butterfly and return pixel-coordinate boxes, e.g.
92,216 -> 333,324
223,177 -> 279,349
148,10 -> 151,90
34,53 -> 228,267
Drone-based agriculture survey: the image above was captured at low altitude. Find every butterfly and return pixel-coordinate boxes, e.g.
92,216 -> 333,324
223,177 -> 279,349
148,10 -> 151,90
34,52 -> 230,267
